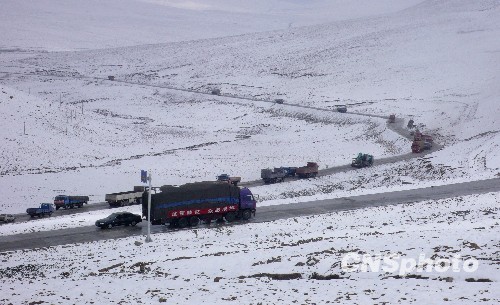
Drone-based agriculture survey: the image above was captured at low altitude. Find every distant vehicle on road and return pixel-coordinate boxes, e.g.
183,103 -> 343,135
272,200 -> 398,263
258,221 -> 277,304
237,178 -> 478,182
388,114 -> 396,123
108,76 -> 115,81
26,203 -> 55,218
275,98 -> 284,104
281,167 -> 297,177
351,153 -> 374,168
106,186 -> 146,207
54,195 -> 89,210
412,140 -> 425,153
337,105 -> 347,113
211,88 -> 221,95
296,162 -> 319,178
95,212 -> 142,229
0,214 -> 15,223
261,168 -> 287,184
216,174 -> 241,186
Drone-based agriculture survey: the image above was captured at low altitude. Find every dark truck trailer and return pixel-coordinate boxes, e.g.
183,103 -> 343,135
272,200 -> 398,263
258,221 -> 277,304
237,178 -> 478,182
261,168 -> 287,184
143,182 -> 257,228
53,195 -> 89,210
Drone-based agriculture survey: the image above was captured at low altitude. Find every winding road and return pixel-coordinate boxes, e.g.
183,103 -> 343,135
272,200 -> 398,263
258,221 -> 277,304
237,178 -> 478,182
0,71 -> 495,253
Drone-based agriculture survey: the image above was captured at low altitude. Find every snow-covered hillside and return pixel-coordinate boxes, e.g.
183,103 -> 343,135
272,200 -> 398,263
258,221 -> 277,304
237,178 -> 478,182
1,1 -> 499,304
1,0 -> 499,212
0,0 -> 423,51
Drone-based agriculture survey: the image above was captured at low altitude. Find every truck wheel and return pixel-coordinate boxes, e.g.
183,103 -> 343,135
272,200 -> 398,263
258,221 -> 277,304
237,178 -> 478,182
242,209 -> 252,220
30,215 -> 34,218
131,221 -> 137,226
55,206 -> 60,210
177,217 -> 188,228
168,219 -> 178,228
225,212 -> 237,222
107,224 -> 112,229
189,216 -> 200,227
48,212 -> 53,217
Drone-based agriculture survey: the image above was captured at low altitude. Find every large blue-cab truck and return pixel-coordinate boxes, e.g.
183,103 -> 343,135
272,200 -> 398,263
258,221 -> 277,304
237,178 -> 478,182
142,181 -> 257,228
53,195 -> 89,210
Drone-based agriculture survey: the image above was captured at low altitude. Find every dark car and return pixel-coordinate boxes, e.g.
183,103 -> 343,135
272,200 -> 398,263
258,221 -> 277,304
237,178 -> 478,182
337,105 -> 347,113
95,212 -> 142,229
275,98 -> 284,104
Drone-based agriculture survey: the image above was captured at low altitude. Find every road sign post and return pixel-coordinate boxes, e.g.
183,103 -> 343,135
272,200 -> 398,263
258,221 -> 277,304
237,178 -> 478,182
141,170 -> 153,243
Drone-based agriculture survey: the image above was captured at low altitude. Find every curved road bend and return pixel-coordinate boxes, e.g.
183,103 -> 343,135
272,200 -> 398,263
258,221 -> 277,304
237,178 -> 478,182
1,177 -> 498,252
0,72 -> 441,214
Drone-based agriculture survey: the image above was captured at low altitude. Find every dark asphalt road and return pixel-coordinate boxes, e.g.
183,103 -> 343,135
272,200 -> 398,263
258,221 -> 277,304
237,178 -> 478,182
1,178 -> 498,252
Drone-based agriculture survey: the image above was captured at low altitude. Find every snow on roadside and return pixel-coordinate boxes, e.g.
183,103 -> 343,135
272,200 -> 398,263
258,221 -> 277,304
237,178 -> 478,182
0,192 -> 498,304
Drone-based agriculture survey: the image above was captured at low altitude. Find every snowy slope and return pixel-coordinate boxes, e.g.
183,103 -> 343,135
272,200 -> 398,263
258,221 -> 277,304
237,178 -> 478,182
0,0 -> 424,51
0,192 -> 498,304
1,0 -> 499,213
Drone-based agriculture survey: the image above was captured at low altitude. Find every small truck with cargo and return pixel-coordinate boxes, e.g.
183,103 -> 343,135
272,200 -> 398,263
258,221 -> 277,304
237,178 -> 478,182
53,195 -> 89,210
351,153 -> 374,168
26,203 -> 55,218
143,181 -> 257,228
216,174 -> 241,186
106,186 -> 146,207
296,162 -> 319,178
261,168 -> 287,184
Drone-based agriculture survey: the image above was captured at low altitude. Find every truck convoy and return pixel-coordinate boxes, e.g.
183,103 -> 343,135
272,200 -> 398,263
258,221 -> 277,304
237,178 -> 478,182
26,203 -> 55,218
351,153 -> 374,168
296,162 -> 319,178
105,186 -> 146,207
216,174 -> 241,186
143,181 -> 257,228
53,195 -> 89,210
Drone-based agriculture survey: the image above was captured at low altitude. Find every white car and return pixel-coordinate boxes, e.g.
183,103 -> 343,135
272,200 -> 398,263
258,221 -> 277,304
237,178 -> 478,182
0,214 -> 15,223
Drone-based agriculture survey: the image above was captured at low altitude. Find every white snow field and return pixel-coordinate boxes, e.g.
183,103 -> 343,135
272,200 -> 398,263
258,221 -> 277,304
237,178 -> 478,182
0,0 -> 499,303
